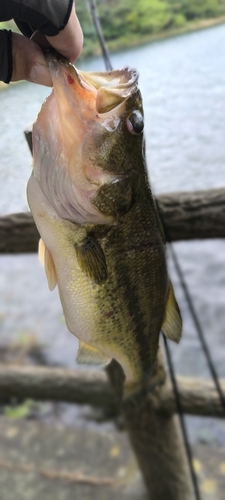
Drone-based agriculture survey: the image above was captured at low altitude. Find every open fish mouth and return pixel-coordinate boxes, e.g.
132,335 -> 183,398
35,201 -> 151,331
46,50 -> 139,117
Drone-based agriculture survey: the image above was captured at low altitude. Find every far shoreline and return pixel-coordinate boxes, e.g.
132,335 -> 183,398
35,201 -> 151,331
1,15 -> 225,91
106,15 -> 225,53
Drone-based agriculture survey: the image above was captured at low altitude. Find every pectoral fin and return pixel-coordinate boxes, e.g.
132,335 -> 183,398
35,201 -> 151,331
76,341 -> 111,365
38,238 -> 57,291
161,282 -> 182,343
38,238 -> 45,265
75,237 -> 107,285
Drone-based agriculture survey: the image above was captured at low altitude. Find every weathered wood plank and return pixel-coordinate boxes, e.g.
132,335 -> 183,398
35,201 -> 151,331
157,187 -> 225,241
0,188 -> 224,253
0,212 -> 39,253
0,364 -> 224,418
0,364 -> 116,411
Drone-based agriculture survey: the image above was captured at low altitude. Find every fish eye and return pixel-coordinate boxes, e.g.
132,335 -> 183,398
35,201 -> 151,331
126,110 -> 144,135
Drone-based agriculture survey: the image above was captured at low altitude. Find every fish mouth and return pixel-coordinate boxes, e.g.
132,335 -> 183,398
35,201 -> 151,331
45,50 -> 139,117
78,67 -> 139,115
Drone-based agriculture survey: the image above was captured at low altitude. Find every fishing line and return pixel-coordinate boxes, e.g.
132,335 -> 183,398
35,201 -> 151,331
168,243 -> 225,411
88,0 -> 225,409
87,4 -> 207,496
155,199 -> 225,412
155,199 -> 206,500
89,0 -> 225,410
163,334 -> 202,500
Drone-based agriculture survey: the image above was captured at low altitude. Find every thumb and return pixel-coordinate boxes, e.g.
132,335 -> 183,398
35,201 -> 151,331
11,32 -> 52,86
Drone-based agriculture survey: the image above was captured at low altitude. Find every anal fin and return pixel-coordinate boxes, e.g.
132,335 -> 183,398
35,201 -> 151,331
76,341 -> 111,366
38,238 -> 57,291
161,282 -> 182,343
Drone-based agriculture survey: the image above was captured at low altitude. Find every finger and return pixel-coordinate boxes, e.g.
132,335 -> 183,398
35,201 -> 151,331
11,33 -> 52,86
46,5 -> 83,62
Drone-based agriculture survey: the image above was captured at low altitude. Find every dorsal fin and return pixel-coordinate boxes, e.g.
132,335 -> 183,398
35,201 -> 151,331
76,340 -> 111,366
161,282 -> 182,343
38,238 -> 57,291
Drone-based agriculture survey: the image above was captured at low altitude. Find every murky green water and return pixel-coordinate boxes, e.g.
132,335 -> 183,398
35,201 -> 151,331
0,23 -> 225,440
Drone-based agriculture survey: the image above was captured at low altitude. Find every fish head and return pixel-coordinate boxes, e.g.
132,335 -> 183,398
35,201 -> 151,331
32,51 -> 145,224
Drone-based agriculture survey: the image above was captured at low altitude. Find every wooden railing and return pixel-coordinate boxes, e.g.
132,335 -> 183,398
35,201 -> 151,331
0,188 -> 225,254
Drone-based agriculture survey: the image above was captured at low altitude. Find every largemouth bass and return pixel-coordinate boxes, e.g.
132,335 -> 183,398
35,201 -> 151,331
27,52 -> 182,397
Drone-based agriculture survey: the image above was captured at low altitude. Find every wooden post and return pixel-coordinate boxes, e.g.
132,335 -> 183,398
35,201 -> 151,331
106,356 -> 193,500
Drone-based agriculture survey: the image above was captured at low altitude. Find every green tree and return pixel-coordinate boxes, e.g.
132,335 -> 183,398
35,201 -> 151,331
126,0 -> 172,34
181,0 -> 219,20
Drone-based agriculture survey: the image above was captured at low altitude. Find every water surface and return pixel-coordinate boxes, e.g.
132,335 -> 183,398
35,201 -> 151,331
0,23 -> 225,439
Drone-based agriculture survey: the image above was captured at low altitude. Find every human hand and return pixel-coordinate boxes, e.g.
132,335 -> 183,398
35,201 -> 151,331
0,1 -> 83,86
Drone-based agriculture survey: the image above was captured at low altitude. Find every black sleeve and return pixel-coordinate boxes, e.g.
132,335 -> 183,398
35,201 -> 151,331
0,0 -> 73,83
0,0 -> 73,36
0,30 -> 12,83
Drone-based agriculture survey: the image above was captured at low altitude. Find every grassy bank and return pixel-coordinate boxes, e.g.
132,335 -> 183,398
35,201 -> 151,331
0,15 -> 225,92
105,15 -> 225,54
